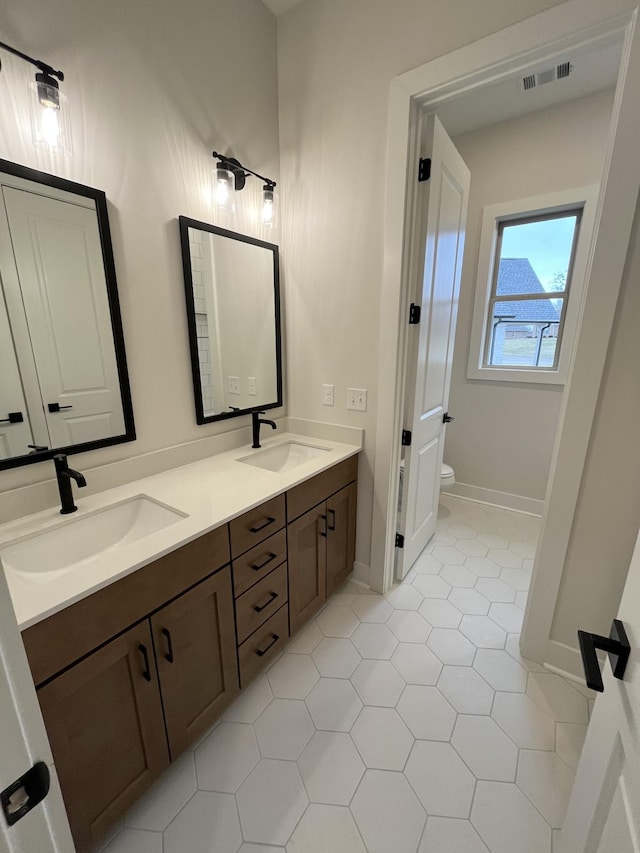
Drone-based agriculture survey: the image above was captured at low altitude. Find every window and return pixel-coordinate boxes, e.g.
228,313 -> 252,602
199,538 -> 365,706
467,187 -> 599,384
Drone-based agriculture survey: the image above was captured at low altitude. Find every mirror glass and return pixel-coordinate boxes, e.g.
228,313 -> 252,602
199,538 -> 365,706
0,160 -> 135,470
179,217 -> 282,423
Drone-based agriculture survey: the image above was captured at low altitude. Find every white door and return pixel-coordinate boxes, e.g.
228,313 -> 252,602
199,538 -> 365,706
0,288 -> 35,458
0,561 -> 74,851
397,115 -> 470,579
1,186 -> 126,448
560,526 -> 640,852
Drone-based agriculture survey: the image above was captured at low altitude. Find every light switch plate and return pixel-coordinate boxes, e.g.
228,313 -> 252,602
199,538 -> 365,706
248,377 -> 257,396
228,376 -> 240,395
347,388 -> 367,411
322,384 -> 335,406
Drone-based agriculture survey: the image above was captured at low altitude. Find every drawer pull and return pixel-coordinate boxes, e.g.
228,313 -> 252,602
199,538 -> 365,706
138,643 -> 152,682
253,591 -> 278,613
161,627 -> 174,663
256,633 -> 280,657
249,516 -> 276,534
328,509 -> 336,531
319,514 -> 328,538
251,552 -> 277,572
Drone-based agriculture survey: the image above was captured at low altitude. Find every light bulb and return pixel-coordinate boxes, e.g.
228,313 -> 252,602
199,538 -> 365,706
214,167 -> 235,212
29,78 -> 73,156
40,106 -> 60,147
262,185 -> 277,228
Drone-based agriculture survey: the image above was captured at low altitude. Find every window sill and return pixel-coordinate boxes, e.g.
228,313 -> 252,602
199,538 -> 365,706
467,364 -> 566,385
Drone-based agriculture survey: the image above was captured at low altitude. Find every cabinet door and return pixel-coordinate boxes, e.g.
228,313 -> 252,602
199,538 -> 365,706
151,567 -> 239,759
37,622 -> 169,853
288,503 -> 327,634
326,482 -> 357,596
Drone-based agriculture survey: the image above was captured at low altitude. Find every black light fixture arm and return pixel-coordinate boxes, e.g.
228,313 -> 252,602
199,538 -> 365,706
0,40 -> 64,82
212,151 -> 276,189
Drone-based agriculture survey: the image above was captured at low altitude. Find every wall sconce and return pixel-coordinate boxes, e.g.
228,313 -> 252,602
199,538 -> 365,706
0,40 -> 73,157
212,152 -> 277,228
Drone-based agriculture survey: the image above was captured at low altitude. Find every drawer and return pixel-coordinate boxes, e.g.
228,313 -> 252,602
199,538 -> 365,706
235,563 -> 288,644
233,529 -> 287,597
238,603 -> 289,687
229,494 -> 286,558
287,455 -> 358,522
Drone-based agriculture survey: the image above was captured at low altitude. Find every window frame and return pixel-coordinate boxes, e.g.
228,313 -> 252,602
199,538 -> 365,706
467,186 -> 599,385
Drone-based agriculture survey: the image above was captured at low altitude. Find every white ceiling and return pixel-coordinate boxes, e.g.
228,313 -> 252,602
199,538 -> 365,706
261,0 -> 305,16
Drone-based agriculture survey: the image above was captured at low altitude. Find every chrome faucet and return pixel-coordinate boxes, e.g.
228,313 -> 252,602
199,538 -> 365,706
54,454 -> 87,514
251,411 -> 277,449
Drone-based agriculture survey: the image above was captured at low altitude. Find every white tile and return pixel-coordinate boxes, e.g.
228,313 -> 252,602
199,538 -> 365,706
437,666 -> 494,715
311,638 -> 361,678
433,533 -> 458,547
515,589 -> 529,608
164,791 -> 242,853
510,541 -> 537,559
102,829 -> 163,853
527,672 -> 589,724
418,818 -> 490,853
238,845 -> 283,853
491,692 -> 556,750
125,751 -> 196,831
516,750 -> 575,828
412,574 -> 452,599
386,610 -> 432,643
391,643 -> 443,685
504,634 -> 545,671
459,615 -> 506,649
306,678 -> 363,731
267,654 -> 320,699
477,533 -> 509,549
237,760 -> 308,847
475,578 -> 516,603
555,722 -> 588,770
500,567 -> 531,590
473,649 -> 528,692
222,675 -> 273,724
471,781 -> 551,853
440,565 -> 478,588
448,523 -> 479,539
351,707 -> 414,770
419,598 -> 462,628
448,588 -> 490,615
454,540 -> 489,558
350,594 -> 393,623
412,553 -> 443,574
286,622 -> 324,654
351,659 -> 405,706
297,731 -> 364,805
254,699 -> 315,759
315,605 -> 360,638
464,557 -> 501,578
427,628 -> 476,665
351,623 -> 399,659
451,715 -> 518,781
397,685 -> 456,741
351,770 -> 426,853
432,546 -> 466,565
488,602 -> 524,633
196,722 -> 260,793
385,583 -> 424,610
405,741 -> 475,817
286,804 -> 366,853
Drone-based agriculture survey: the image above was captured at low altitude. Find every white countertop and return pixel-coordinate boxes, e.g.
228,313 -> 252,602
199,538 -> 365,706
0,432 -> 361,631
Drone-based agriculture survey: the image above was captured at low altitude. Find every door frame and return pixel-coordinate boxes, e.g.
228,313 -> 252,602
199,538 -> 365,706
372,0 -> 640,601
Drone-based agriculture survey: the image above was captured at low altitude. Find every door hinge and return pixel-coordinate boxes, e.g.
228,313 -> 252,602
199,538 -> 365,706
395,533 -> 405,549
401,429 -> 412,446
409,303 -> 421,325
418,157 -> 431,182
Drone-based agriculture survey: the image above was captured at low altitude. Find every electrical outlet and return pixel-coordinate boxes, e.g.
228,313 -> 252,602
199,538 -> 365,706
228,376 -> 240,395
347,388 -> 367,411
248,377 -> 257,396
322,384 -> 334,406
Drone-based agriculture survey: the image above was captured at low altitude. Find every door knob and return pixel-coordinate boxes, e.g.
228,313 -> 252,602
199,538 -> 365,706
47,403 -> 73,413
578,619 -> 630,693
443,412 -> 455,423
0,411 -> 24,424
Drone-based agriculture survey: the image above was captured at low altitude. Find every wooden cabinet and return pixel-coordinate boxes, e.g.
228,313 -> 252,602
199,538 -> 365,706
326,481 -> 357,596
288,503 -> 327,634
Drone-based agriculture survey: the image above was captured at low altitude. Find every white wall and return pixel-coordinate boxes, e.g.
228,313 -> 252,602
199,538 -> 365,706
0,0 -> 280,518
277,0 -> 568,570
444,89 -> 614,507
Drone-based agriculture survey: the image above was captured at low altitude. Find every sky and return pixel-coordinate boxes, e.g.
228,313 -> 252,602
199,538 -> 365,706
500,214 -> 578,290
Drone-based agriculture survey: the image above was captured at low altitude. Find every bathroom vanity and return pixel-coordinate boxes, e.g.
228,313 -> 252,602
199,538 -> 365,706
3,439 -> 359,852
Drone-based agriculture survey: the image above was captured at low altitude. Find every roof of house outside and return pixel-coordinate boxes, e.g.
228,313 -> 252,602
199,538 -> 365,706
495,258 -> 561,323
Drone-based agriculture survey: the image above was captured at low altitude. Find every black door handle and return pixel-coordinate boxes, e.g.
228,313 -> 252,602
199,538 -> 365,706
47,403 -> 73,413
256,633 -> 279,657
0,412 -> 24,424
161,628 -> 174,663
253,591 -> 278,613
319,514 -> 328,538
328,509 -> 336,532
251,552 -> 277,572
578,619 -> 630,693
443,412 -> 455,423
249,516 -> 276,534
138,643 -> 152,682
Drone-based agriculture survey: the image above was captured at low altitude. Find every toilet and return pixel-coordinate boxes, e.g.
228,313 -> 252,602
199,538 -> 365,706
440,463 -> 455,491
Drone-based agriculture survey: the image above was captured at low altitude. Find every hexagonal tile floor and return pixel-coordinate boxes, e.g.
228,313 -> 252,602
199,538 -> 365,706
99,495 -> 592,853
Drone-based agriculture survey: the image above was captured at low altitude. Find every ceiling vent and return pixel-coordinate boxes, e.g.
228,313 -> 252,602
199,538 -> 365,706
521,61 -> 574,91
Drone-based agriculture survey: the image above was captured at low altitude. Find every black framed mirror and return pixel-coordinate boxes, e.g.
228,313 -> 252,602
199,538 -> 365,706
0,160 -> 135,470
178,217 -> 282,424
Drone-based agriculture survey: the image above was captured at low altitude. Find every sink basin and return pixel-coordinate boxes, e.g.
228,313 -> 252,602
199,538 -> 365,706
237,441 -> 330,473
0,495 -> 188,582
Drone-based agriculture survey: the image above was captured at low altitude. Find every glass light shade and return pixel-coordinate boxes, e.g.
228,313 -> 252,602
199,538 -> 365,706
213,167 -> 236,212
261,186 -> 278,228
29,81 -> 73,157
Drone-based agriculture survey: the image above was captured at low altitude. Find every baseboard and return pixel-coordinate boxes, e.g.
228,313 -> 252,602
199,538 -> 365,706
352,560 -> 373,590
441,481 -> 543,516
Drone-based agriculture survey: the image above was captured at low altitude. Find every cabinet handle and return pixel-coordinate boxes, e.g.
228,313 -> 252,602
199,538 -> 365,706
249,516 -> 276,534
578,618 -> 630,693
138,643 -> 152,682
161,628 -> 174,663
319,514 -> 328,538
253,591 -> 278,613
328,509 -> 336,532
251,552 -> 277,572
256,633 -> 279,657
